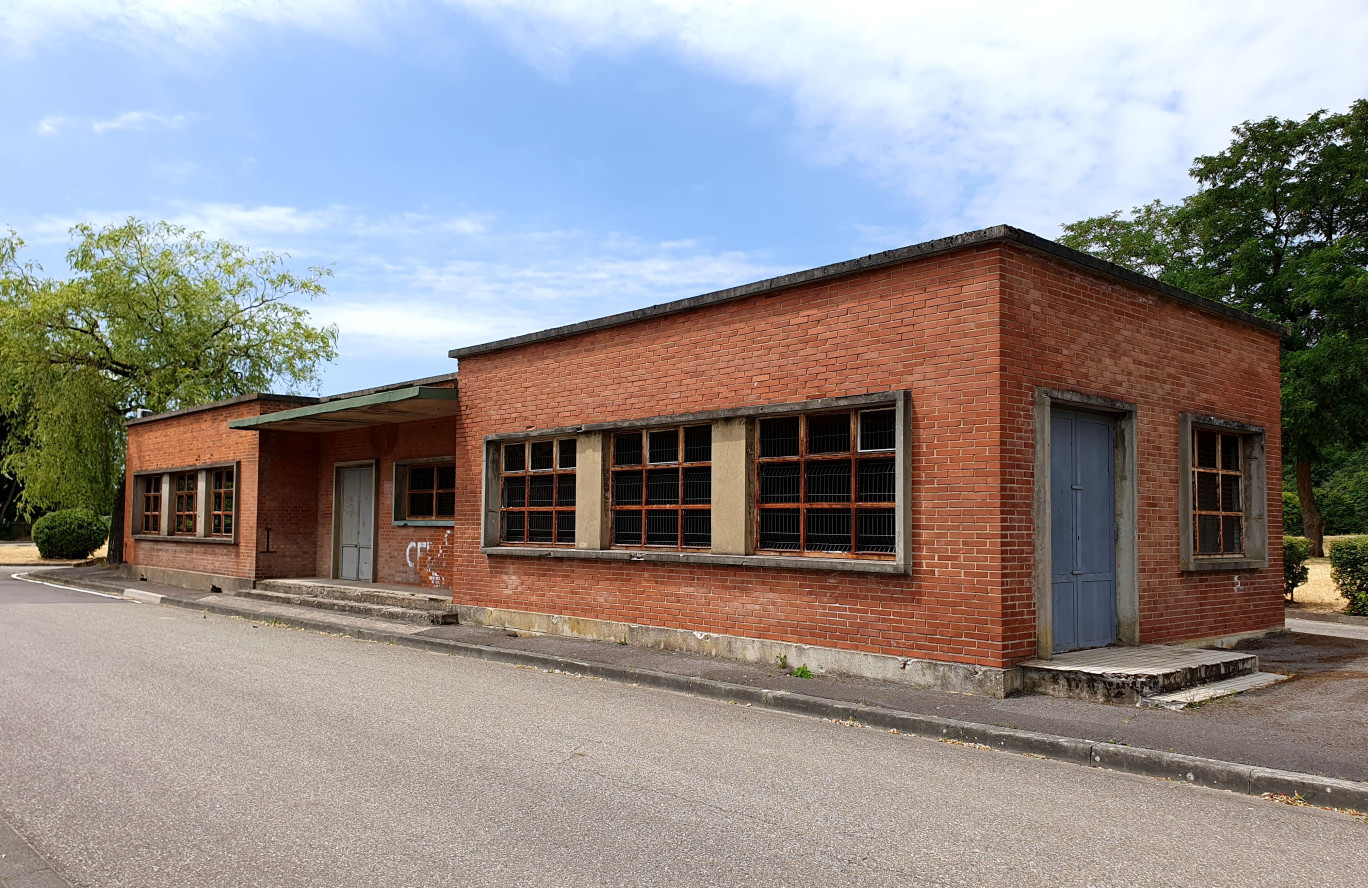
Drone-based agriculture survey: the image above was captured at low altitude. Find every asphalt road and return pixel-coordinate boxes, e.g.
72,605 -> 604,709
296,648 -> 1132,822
1,571 -> 1364,887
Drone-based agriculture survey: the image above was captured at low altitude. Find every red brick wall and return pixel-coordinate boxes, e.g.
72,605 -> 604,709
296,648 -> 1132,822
997,245 -> 1284,658
254,430 -> 320,579
311,417 -> 459,589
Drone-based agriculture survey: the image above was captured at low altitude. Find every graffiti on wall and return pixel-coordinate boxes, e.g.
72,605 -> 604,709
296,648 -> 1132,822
405,530 -> 453,589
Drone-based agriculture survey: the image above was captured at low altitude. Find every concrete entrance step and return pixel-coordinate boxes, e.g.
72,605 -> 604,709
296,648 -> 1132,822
1142,671 -> 1289,710
241,579 -> 459,626
1021,645 -> 1259,705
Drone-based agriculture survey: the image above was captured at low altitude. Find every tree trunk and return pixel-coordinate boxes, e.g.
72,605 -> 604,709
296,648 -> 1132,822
106,475 -> 125,566
1297,459 -> 1325,557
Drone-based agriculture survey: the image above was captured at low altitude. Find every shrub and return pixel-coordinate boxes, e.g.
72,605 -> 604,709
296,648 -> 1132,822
1282,490 -> 1304,536
1283,536 -> 1312,601
31,508 -> 109,560
1329,536 -> 1368,616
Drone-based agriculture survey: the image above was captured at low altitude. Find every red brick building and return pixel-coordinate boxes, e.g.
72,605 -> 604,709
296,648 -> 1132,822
122,226 -> 1285,695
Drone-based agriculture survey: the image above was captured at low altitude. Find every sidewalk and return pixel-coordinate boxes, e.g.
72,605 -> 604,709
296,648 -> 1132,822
25,564 -> 1368,806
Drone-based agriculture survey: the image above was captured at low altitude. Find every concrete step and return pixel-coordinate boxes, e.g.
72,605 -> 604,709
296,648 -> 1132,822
254,579 -> 459,614
1021,645 -> 1259,705
1142,671 -> 1289,709
236,588 -> 458,626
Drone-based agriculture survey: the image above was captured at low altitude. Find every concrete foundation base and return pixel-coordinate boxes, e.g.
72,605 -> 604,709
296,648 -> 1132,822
455,603 -> 1023,698
117,563 -> 254,594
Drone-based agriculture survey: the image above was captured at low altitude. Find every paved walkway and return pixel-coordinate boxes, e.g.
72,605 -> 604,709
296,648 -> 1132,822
27,565 -> 1368,783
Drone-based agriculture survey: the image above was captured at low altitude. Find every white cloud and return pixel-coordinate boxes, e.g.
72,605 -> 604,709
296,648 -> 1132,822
34,109 -> 193,136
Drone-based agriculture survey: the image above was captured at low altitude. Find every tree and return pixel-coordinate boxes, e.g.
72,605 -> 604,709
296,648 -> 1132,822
0,218 -> 338,556
1060,100 -> 1368,555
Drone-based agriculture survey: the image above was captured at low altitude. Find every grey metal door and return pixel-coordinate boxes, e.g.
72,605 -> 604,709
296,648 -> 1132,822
1050,408 -> 1117,652
337,465 -> 374,581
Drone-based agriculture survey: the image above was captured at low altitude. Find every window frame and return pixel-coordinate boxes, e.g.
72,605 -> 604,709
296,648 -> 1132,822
171,471 -> 199,536
130,461 -> 240,544
1177,414 -> 1268,572
498,436 -> 577,547
753,407 -> 898,560
208,466 -> 235,538
610,424 -> 713,550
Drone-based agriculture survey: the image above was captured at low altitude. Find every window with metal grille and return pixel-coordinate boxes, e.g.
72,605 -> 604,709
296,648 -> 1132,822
501,437 -> 575,546
756,408 -> 896,558
611,425 -> 711,549
406,463 -> 456,520
210,467 -> 235,537
172,472 -> 197,535
1193,428 -> 1244,556
140,476 -> 162,534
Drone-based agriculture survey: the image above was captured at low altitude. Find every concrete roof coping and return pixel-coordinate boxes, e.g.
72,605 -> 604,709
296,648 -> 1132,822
123,371 -> 461,428
447,225 -> 1288,361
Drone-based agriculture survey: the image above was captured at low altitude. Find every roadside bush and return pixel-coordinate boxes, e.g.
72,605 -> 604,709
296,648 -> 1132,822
1282,490 -> 1304,536
1283,536 -> 1312,601
30,508 -> 108,559
1329,536 -> 1368,616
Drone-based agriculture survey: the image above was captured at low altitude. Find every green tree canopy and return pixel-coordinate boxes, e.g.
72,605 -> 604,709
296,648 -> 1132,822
0,218 -> 338,519
1060,99 -> 1368,555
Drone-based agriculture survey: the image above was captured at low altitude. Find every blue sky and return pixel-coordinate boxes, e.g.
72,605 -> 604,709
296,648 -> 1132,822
3,1 -> 1367,394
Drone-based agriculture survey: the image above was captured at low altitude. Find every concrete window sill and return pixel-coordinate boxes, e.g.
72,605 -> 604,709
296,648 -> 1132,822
131,535 -> 237,546
482,546 -> 907,575
1181,557 -> 1269,572
392,520 -> 455,528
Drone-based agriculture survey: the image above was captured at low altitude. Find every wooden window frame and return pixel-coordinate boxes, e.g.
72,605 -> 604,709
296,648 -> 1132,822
499,437 -> 576,547
610,425 -> 712,550
404,462 -> 457,521
171,471 -> 198,536
754,408 -> 898,560
209,467 -> 236,538
140,475 -> 162,535
1191,427 -> 1245,558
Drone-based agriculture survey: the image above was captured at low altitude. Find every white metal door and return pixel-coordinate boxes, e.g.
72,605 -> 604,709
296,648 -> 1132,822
337,465 -> 374,581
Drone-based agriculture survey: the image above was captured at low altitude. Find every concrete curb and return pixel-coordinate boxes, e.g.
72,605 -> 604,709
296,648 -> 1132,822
40,577 -> 1368,814
1287,609 -> 1368,627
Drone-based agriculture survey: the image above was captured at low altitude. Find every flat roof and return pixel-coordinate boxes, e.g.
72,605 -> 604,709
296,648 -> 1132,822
226,385 -> 460,433
448,225 -> 1287,360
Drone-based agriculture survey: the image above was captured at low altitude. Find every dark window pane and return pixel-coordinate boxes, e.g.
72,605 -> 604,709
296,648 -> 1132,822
222,515 -> 232,535
759,417 -> 800,458
436,491 -> 456,518
859,409 -> 896,451
223,493 -> 233,512
759,463 -> 801,503
530,441 -> 554,471
858,458 -> 896,502
212,516 -> 222,535
646,468 -> 680,505
806,460 -> 852,503
857,509 -> 896,553
408,492 -> 433,517
503,477 -> 525,508
1196,430 -> 1219,469
557,512 -> 576,545
648,429 -> 679,464
1197,515 -> 1221,554
806,508 -> 853,552
646,511 -> 679,546
808,414 -> 851,454
558,438 -> 577,469
682,466 -> 711,504
528,475 -> 554,507
682,510 -> 711,548
613,511 -> 642,546
437,465 -> 455,489
409,465 -> 435,491
1221,474 -> 1241,513
557,474 -> 576,507
1196,472 -> 1220,511
613,470 -> 643,506
614,433 -> 643,466
528,512 -> 553,543
503,512 -> 525,542
1223,516 -> 1242,554
684,425 -> 712,462
503,443 -> 525,472
1221,434 -> 1241,471
758,509 -> 801,550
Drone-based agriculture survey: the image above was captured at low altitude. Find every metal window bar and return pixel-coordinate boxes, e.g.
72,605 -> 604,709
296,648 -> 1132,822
1192,428 -> 1244,556
500,437 -> 576,546
755,410 -> 896,559
611,425 -> 711,549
